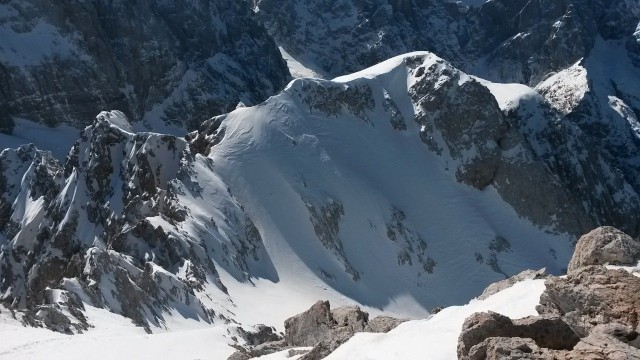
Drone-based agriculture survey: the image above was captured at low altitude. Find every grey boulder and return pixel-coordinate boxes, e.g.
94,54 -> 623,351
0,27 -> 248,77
567,226 -> 640,273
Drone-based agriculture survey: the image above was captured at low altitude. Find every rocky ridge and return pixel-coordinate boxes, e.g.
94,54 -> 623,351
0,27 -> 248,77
254,0 -> 640,86
0,110 -> 265,332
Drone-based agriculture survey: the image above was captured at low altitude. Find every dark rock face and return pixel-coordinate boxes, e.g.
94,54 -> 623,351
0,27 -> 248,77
255,0 -> 638,85
410,57 -> 506,191
254,0 -> 465,79
20,289 -> 89,334
568,226 -> 640,273
236,324 -> 282,347
0,0 -> 290,131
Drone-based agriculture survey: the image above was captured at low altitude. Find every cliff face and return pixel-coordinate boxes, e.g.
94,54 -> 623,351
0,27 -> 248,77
254,0 -> 639,85
0,0 -> 290,133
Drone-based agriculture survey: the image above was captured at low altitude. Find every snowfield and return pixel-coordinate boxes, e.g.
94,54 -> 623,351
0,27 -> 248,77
0,304 -> 236,359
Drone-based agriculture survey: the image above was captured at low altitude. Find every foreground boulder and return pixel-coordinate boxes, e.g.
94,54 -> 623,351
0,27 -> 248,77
458,312 -> 580,358
538,266 -> 640,337
568,226 -> 640,273
284,300 -> 336,346
465,326 -> 640,360
459,227 -> 640,359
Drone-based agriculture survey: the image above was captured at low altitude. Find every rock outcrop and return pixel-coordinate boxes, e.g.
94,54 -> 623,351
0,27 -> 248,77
478,269 -> 549,300
538,266 -> 640,338
458,312 -> 580,359
229,300 -> 406,360
284,301 -> 405,360
284,300 -> 337,347
459,227 -> 640,359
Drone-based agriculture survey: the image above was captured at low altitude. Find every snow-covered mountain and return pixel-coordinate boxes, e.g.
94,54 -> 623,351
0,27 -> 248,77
253,0 -> 640,232
2,51 -> 639,342
0,0 -> 290,134
1,1 -> 640,358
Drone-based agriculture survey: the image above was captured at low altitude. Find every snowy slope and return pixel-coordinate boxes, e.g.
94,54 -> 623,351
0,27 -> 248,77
325,279 -> 545,360
0,279 -> 542,360
200,52 -> 574,313
0,118 -> 79,159
450,0 -> 488,6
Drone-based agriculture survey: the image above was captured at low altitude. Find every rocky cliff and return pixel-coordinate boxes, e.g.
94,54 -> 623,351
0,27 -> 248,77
254,0 -> 639,85
0,111 -> 265,332
0,0 -> 290,133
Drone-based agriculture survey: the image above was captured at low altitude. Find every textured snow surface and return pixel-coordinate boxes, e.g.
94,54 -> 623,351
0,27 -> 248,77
0,305 -> 235,359
450,0 -> 489,6
326,279 -> 545,360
